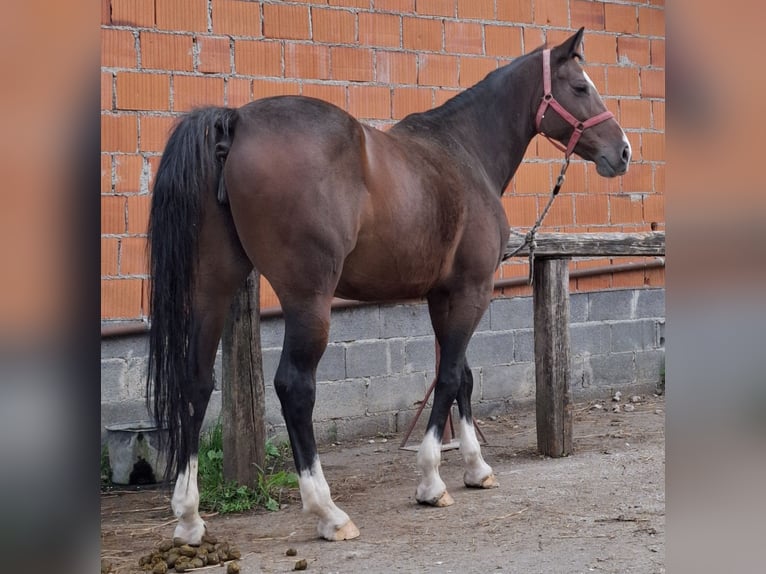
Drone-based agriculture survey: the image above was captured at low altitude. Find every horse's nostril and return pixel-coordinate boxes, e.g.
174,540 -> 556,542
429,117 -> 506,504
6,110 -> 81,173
622,145 -> 631,163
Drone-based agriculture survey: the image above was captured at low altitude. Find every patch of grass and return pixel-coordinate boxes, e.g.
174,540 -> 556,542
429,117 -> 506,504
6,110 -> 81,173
198,421 -> 298,514
101,445 -> 112,490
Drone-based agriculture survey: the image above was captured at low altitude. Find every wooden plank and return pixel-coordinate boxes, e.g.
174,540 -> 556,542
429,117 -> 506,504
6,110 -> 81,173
505,231 -> 665,258
533,258 -> 573,457
222,270 -> 266,487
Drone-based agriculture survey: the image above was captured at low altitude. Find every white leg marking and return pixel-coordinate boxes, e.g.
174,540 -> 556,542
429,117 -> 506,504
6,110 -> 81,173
299,459 -> 359,540
416,429 -> 451,505
460,419 -> 497,488
171,455 -> 206,544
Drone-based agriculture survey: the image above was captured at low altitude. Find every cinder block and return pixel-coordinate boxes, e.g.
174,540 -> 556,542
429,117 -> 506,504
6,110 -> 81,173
588,289 -> 636,321
388,339 -> 406,375
404,336 -> 437,373
467,331 -> 514,367
514,329 -> 535,363
335,414 -> 396,443
346,340 -> 389,378
329,306 -> 382,342
480,363 -> 535,401
381,303 -> 433,338
610,319 -> 658,353
367,372 -> 428,413
587,352 -> 636,387
260,317 -> 285,348
313,379 -> 367,420
261,347 -> 282,384
635,349 -> 665,385
124,357 -> 148,400
316,344 -> 346,382
101,359 -> 127,402
570,292 -> 588,323
570,323 -> 611,356
489,296 -> 533,330
636,288 -> 665,318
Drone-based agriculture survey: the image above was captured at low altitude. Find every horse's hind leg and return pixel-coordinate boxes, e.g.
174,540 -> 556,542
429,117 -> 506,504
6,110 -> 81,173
275,297 -> 360,541
172,206 -> 252,544
456,362 -> 498,489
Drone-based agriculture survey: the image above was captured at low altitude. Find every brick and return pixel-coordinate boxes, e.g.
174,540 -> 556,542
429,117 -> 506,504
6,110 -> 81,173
610,194 -> 643,224
641,69 -> 664,98
376,51 -> 417,84
496,0 -> 532,23
173,75 -> 224,111
139,116 -> 173,152
102,29 -> 137,69
376,0 -> 414,12
226,78 -> 252,107
444,21 -> 482,55
235,40 -> 282,76
611,268 -> 646,289
110,0 -> 155,27
212,0 -> 261,37
583,34 -> 617,64
114,154 -> 143,193
513,162 -> 550,195
575,195 -> 609,224
621,162 -> 652,193
617,36 -> 650,66
607,66 -> 640,96
285,43 -> 330,79
392,87 -> 432,119
619,98 -> 651,129
650,39 -> 665,68
417,54 -> 458,87
264,4 -> 310,40
639,7 -> 665,36
502,195 -> 536,227
534,0 -> 568,27
650,100 -> 664,131
571,0 -> 605,31
101,154 -> 112,193
314,8 -> 357,44
328,0 -> 369,7
120,236 -> 149,275
523,27 -> 546,53
252,79 -> 301,100
583,65 -> 606,93
417,0 -> 455,17
586,163 -> 621,194
197,37 -> 231,74
101,195 -> 126,234
127,194 -> 151,234
604,3 -> 637,34
302,83 -> 347,109
331,47 -> 373,82
458,56 -> 496,87
641,132 -> 664,162
348,85 -> 391,119
434,88 -> 460,107
141,33 -> 193,71
358,13 -> 400,47
654,164 -> 664,192
101,72 -> 113,109
485,25 -> 522,57
102,238 -> 119,275
625,131 -> 641,162
544,194 -> 574,227
403,17 -> 442,52
101,114 -> 138,152
116,72 -> 169,111
156,0 -> 208,32
101,279 -> 143,319
457,0 -> 493,20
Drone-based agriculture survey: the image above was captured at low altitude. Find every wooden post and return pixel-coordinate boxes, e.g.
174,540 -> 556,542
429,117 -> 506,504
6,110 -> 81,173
222,271 -> 266,487
533,258 -> 573,457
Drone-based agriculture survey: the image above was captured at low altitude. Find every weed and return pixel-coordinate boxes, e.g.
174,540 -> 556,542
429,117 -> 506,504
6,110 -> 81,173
198,420 -> 298,514
101,445 -> 112,489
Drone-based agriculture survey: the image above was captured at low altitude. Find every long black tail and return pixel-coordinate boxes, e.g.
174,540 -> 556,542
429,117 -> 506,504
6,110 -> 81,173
147,106 -> 238,480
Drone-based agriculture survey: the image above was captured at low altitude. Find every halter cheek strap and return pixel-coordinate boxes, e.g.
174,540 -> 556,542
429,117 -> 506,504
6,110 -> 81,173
535,49 -> 614,158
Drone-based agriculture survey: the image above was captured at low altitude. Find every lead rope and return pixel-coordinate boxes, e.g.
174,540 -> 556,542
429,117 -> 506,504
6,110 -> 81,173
504,157 -> 570,285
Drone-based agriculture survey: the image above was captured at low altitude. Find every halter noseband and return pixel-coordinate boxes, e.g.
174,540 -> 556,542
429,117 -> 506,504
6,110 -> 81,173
535,49 -> 614,158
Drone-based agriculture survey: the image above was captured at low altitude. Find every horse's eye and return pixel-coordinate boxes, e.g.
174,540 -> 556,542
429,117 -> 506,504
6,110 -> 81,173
573,84 -> 589,95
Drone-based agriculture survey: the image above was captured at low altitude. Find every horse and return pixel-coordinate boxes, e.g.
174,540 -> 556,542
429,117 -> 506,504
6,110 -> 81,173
147,27 -> 631,544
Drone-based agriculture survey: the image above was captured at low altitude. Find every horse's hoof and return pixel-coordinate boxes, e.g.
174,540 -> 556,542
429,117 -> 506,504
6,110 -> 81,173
465,473 -> 499,489
331,520 -> 360,541
418,490 -> 454,507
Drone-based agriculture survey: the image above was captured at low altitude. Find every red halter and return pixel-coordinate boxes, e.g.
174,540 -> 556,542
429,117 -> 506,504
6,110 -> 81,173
535,49 -> 614,158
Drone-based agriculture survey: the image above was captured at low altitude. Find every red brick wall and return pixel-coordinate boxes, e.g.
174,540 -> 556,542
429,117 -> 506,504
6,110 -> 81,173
101,0 -> 665,320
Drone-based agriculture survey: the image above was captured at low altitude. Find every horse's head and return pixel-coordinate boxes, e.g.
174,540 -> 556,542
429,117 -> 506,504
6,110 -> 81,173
537,28 -> 631,177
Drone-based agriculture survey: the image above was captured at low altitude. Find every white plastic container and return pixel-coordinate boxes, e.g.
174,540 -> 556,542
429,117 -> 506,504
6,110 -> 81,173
105,421 -> 169,485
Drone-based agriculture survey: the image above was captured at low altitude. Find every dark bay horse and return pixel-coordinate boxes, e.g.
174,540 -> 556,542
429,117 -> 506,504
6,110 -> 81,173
147,28 -> 630,543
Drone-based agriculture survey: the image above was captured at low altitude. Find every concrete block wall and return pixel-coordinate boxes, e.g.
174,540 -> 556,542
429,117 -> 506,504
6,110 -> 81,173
100,287 -> 665,444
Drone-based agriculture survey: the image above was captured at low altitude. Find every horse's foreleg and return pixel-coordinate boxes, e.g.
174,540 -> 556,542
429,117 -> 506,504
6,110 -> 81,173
456,363 -> 497,489
275,304 -> 359,541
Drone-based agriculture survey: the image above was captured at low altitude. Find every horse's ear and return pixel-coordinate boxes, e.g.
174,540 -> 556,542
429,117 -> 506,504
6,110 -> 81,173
553,27 -> 585,61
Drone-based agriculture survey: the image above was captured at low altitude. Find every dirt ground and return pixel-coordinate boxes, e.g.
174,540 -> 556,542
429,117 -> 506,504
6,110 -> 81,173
101,395 -> 665,574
